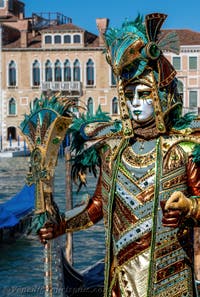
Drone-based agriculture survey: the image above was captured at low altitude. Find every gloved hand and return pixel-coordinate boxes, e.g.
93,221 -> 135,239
161,191 -> 194,228
38,219 -> 66,244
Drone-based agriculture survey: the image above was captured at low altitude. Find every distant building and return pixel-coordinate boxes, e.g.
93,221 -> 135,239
0,0 -> 200,150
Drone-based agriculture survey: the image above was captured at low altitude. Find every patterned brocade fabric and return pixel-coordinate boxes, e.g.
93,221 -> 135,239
100,137 -> 197,297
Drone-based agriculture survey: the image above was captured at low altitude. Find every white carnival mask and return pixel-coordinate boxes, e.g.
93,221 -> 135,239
125,84 -> 154,123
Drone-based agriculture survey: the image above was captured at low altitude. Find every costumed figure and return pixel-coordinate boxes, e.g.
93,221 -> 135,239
39,13 -> 200,297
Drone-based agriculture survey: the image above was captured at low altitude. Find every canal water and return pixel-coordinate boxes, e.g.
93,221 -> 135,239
0,157 -> 105,297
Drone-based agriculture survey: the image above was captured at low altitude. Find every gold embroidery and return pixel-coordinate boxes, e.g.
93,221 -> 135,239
122,146 -> 156,168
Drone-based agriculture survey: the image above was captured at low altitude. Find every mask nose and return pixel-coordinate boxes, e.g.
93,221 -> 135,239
132,95 -> 140,107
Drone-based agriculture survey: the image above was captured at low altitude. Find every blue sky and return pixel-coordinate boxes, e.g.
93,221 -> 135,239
23,0 -> 200,35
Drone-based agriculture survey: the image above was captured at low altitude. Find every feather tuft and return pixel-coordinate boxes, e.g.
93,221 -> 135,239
158,31 -> 180,55
172,112 -> 197,130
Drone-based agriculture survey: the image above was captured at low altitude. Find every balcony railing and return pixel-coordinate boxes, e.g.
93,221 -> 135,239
41,81 -> 81,94
182,106 -> 198,115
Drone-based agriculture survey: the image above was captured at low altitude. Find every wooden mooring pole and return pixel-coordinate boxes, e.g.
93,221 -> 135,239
65,142 -> 73,264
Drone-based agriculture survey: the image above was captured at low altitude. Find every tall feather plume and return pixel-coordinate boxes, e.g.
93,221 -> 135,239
40,112 -> 51,143
145,13 -> 167,42
27,120 -> 36,144
158,31 -> 180,55
144,13 -> 180,87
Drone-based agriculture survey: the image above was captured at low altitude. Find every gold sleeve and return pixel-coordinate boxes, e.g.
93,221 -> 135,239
187,157 -> 200,221
65,169 -> 103,232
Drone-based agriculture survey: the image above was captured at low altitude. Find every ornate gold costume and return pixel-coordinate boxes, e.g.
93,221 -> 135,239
64,133 -> 200,297
64,12 -> 200,296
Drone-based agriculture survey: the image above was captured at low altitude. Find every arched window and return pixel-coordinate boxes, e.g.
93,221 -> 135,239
0,0 -> 5,8
8,98 -> 16,115
177,79 -> 184,101
87,97 -> 93,116
64,35 -> 71,43
45,35 -> 52,44
111,70 -> 116,86
54,60 -> 62,82
54,35 -> 61,44
86,59 -> 94,86
32,60 -> 40,86
112,97 -> 118,114
45,60 -> 52,82
64,60 -> 71,81
189,91 -> 197,108
8,0 -> 13,10
8,60 -> 16,86
7,126 -> 17,141
73,59 -> 80,81
73,34 -> 81,43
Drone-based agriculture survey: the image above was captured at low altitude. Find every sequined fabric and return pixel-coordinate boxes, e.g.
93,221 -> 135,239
100,136 -> 198,297
65,132 -> 200,296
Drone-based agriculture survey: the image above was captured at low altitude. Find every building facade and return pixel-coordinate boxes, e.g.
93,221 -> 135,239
0,0 -> 200,150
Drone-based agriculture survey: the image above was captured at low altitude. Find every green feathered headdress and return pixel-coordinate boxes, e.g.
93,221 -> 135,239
104,13 -> 179,86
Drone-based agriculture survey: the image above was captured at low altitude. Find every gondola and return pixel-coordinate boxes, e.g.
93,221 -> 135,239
0,184 -> 34,243
60,248 -> 104,297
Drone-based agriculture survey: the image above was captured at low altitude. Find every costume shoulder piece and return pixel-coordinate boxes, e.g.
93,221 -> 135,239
162,114 -> 200,164
69,105 -> 122,151
68,106 -> 123,190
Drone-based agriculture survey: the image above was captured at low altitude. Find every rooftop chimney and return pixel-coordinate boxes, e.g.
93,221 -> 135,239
96,18 -> 109,47
19,11 -> 24,20
17,19 -> 28,48
20,29 -> 27,48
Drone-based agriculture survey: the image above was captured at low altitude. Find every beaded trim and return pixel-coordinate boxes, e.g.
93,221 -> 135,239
122,146 -> 156,168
